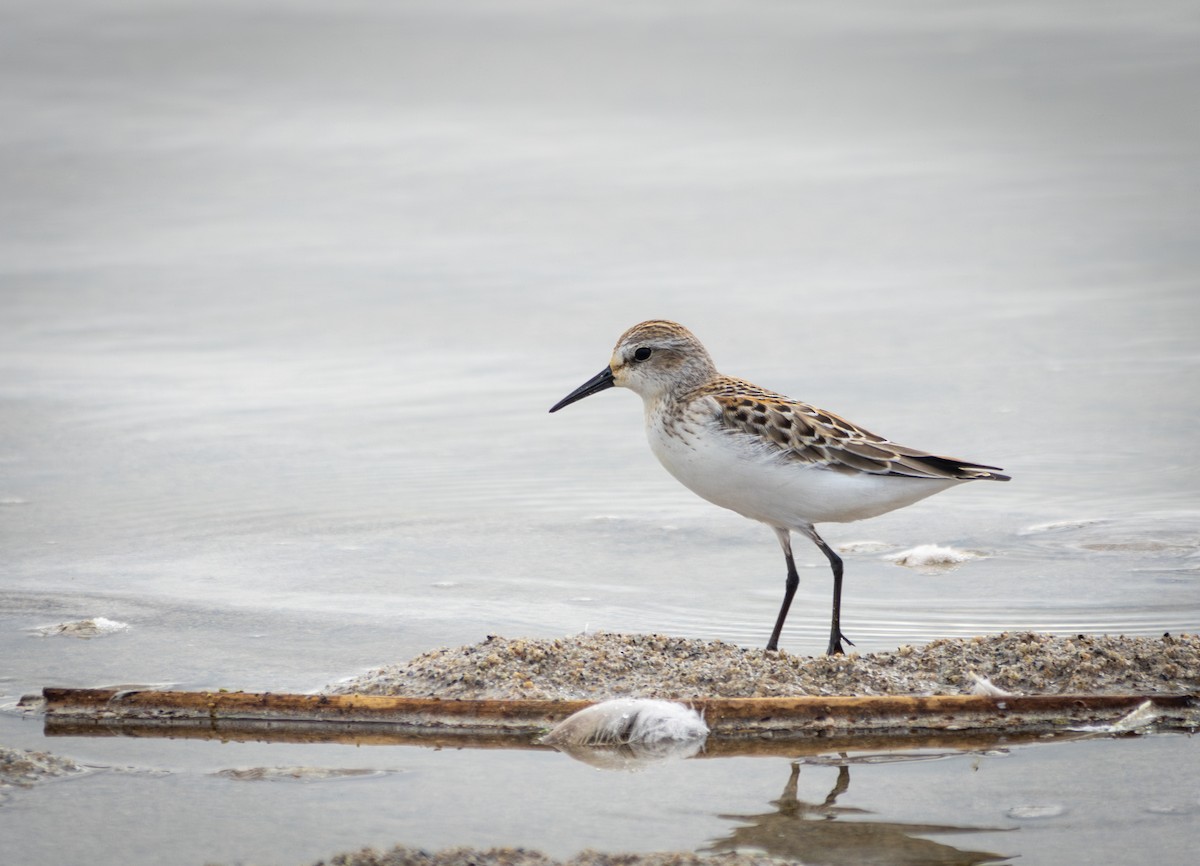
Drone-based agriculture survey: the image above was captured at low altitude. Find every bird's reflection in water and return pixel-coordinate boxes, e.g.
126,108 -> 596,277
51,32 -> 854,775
706,758 -> 1013,866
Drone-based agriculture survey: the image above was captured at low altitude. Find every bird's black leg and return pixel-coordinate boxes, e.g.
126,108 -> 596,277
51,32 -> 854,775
766,528 -> 799,651
802,526 -> 855,655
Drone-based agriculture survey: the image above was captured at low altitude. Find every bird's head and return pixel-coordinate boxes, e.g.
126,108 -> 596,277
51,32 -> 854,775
549,320 -> 717,412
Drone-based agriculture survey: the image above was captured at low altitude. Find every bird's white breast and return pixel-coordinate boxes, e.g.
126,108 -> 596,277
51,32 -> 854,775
644,396 -> 957,528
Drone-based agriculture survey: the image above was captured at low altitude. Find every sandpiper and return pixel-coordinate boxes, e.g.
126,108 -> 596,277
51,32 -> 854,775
549,320 -> 1010,655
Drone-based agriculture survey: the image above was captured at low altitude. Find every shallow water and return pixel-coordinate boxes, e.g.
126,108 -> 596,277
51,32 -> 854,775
1,1 -> 1198,864
2,713 -> 1197,866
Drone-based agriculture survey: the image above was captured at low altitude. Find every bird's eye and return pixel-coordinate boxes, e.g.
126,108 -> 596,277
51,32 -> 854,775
633,347 -> 653,362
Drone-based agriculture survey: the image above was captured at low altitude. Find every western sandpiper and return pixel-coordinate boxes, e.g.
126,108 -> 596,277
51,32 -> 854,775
549,320 -> 1010,655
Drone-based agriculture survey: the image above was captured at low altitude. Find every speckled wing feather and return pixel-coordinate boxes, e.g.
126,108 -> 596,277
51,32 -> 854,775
699,377 -> 1010,481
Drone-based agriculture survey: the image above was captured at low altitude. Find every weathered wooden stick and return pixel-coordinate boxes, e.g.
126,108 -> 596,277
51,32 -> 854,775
40,687 -> 1197,740
40,716 -> 1091,756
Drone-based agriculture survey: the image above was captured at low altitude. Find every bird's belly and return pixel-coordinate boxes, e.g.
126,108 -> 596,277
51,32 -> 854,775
648,424 -> 957,527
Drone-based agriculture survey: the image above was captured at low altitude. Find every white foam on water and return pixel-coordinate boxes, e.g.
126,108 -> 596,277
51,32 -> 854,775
32,617 -> 131,638
885,544 -> 982,571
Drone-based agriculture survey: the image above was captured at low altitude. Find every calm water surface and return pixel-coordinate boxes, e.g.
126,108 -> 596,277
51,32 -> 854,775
1,2 -> 1197,865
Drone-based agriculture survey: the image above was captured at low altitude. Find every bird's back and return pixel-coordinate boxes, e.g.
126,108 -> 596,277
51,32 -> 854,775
646,375 -> 1008,528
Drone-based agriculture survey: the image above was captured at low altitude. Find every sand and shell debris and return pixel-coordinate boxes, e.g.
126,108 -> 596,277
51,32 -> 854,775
0,745 -> 83,789
214,766 -> 393,782
328,631 -> 1200,700
31,617 -> 130,638
308,846 -> 786,866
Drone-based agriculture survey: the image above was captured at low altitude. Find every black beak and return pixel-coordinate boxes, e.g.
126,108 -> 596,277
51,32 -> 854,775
549,367 -> 615,413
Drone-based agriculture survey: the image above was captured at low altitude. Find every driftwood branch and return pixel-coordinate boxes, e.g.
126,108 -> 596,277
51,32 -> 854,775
39,687 -> 1197,748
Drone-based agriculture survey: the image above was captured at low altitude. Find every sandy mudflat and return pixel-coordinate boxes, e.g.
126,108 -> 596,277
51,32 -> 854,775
310,633 -> 1198,866
309,846 -> 787,866
328,631 -> 1200,699
18,632 -> 1197,866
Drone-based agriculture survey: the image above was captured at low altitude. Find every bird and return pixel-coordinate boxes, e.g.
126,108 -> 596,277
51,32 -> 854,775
549,319 -> 1010,655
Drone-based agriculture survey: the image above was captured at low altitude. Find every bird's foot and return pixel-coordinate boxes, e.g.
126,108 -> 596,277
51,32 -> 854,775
826,630 -> 855,656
